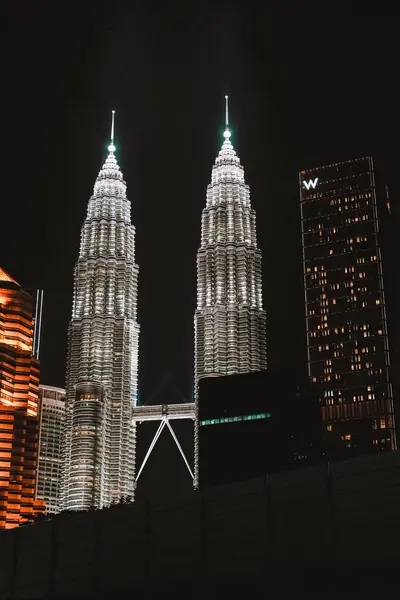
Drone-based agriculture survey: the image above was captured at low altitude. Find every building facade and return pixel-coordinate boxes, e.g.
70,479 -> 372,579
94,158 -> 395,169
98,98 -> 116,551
0,267 -> 44,528
300,157 -> 396,455
194,98 -> 267,387
61,113 -> 140,510
37,385 -> 65,514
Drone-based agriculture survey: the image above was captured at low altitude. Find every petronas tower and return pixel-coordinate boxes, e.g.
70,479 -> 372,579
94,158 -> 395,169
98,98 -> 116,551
194,98 -> 267,387
61,113 -> 140,510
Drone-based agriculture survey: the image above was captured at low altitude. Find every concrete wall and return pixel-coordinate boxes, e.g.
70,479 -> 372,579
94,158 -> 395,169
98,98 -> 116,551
1,452 -> 400,599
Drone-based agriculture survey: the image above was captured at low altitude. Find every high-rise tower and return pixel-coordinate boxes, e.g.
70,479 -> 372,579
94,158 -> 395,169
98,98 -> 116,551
37,385 -> 65,514
300,157 -> 396,456
194,98 -> 267,388
0,267 -> 44,528
61,113 -> 140,510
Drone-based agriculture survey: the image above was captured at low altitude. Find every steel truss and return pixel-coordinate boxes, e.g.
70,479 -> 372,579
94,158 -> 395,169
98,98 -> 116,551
132,403 -> 196,486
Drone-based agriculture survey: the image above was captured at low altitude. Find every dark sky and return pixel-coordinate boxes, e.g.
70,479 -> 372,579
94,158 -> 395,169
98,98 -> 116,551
0,0 -> 399,407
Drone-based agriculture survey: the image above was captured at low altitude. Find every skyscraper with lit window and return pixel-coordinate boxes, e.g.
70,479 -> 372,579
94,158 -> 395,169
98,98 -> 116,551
194,98 -> 267,391
0,267 -> 44,528
37,385 -> 65,514
193,99 -> 267,486
61,112 -> 140,510
300,157 -> 396,455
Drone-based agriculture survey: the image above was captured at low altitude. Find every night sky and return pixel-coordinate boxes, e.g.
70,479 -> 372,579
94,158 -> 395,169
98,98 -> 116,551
1,1 -> 399,408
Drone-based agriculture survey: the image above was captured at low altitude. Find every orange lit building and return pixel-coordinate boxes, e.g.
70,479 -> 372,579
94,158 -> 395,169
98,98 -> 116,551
0,266 -> 44,528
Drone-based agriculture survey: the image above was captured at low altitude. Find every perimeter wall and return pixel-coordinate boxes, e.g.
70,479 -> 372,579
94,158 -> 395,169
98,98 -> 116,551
1,452 -> 400,599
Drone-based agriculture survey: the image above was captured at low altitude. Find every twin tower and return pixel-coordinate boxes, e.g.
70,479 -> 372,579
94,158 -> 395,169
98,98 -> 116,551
60,100 -> 267,510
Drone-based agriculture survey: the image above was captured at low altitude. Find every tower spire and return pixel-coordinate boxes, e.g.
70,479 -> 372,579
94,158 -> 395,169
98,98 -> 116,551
108,110 -> 116,153
224,95 -> 231,139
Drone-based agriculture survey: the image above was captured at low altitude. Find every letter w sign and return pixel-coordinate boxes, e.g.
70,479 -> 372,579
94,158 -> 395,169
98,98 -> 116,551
303,178 -> 318,190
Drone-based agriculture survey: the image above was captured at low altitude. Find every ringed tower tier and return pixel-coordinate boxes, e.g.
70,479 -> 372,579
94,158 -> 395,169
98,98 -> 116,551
61,112 -> 140,510
194,97 -> 267,389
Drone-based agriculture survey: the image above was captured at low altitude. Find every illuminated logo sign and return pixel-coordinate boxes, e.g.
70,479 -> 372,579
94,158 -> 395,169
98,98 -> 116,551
303,178 -> 318,190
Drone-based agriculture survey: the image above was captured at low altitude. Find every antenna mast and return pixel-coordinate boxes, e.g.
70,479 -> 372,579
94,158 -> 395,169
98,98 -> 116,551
108,110 -> 116,152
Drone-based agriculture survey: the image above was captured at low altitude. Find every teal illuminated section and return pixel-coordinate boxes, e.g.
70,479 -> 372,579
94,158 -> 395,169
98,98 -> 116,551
200,412 -> 271,426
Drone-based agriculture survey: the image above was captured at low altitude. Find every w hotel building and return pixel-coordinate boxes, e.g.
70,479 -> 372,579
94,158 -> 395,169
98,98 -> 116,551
0,267 -> 44,528
300,157 -> 396,456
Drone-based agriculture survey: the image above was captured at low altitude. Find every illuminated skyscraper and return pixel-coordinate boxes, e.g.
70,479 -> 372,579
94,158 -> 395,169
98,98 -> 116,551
61,112 -> 140,510
194,97 -> 267,386
37,385 -> 65,514
300,157 -> 396,455
0,267 -> 44,528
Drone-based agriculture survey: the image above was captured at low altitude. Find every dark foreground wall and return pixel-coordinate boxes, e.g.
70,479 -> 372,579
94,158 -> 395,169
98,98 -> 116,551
2,452 -> 400,599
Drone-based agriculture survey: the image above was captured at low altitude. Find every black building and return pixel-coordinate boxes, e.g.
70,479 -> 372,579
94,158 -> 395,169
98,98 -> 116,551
198,369 -> 321,487
300,157 -> 396,457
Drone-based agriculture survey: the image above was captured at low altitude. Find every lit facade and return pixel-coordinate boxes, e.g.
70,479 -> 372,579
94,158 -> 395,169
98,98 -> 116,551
61,114 -> 140,510
300,157 -> 396,455
37,385 -> 65,514
194,99 -> 267,386
0,267 -> 44,528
